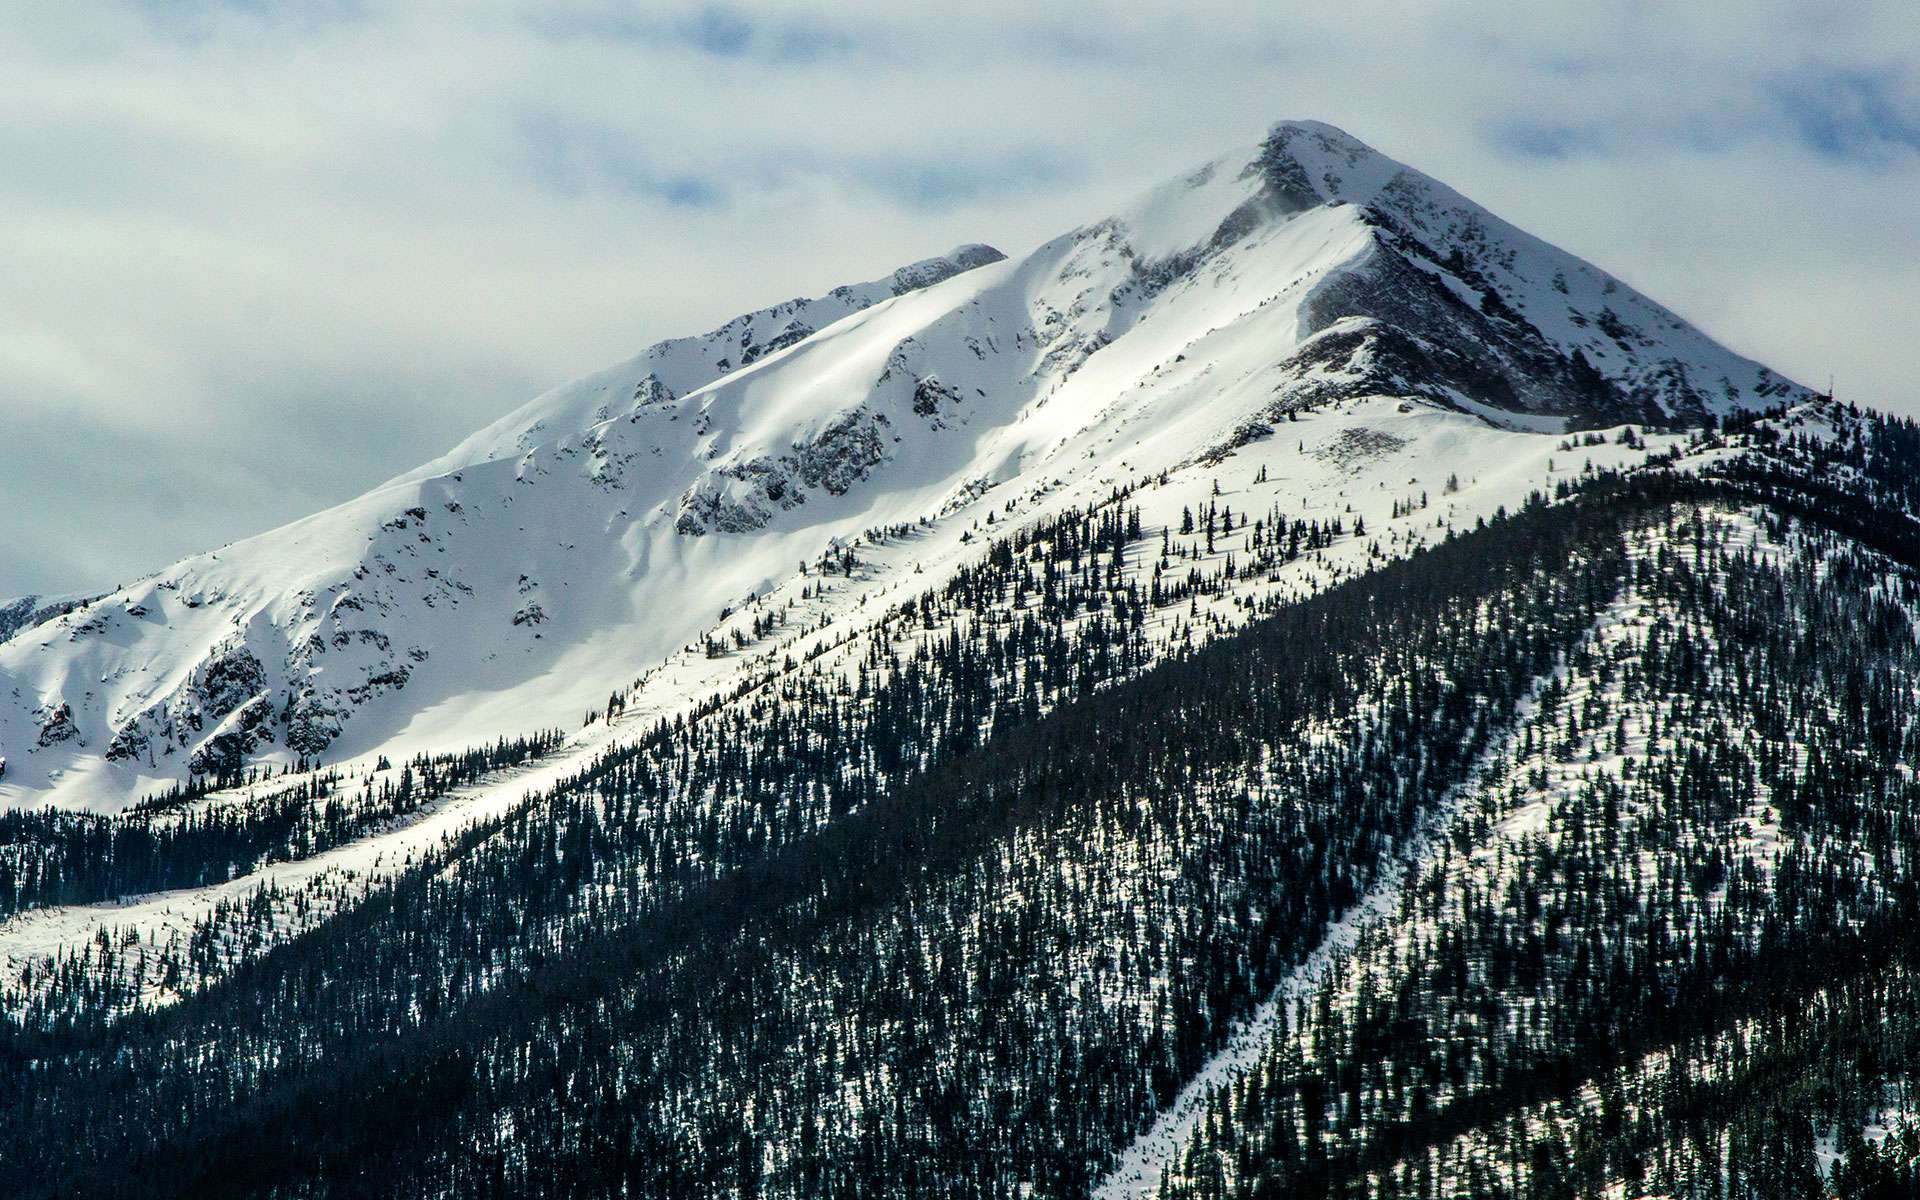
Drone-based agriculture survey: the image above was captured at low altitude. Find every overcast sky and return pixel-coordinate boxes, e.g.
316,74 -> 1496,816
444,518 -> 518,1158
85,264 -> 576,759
3,2 -> 1916,597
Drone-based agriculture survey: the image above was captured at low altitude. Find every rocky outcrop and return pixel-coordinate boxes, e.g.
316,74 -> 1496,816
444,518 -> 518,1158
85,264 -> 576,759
187,696 -> 274,777
196,647 -> 267,721
35,702 -> 80,748
887,244 -> 1006,295
284,692 -> 345,757
676,408 -> 891,536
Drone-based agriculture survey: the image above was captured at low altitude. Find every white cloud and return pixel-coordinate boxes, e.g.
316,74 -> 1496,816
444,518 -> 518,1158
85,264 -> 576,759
1,1 -> 1915,594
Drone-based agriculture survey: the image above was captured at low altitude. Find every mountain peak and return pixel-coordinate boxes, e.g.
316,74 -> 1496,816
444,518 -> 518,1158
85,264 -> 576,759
1267,117 -> 1361,139
0,124 -> 1807,808
887,243 -> 1007,295
1101,118 -> 1809,428
1251,119 -> 1406,211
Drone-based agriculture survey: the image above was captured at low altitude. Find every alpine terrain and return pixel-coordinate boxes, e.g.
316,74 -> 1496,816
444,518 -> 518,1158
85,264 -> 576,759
2,120 -> 1916,1198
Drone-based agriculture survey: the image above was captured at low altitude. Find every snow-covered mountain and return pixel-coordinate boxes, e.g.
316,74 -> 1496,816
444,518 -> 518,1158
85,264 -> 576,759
13,120 -> 1919,1200
0,120 -> 1805,810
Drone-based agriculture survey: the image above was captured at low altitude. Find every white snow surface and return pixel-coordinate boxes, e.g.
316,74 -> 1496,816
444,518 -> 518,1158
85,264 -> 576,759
0,120 -> 1804,814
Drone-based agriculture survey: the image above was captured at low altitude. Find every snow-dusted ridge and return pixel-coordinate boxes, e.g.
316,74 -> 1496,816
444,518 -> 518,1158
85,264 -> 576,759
0,120 -> 1807,812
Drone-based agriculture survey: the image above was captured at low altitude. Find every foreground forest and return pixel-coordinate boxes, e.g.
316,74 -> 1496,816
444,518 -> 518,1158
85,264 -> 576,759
3,402 -> 1920,1198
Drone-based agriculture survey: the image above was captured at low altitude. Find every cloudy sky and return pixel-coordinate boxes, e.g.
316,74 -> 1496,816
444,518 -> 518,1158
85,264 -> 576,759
3,2 -> 1916,597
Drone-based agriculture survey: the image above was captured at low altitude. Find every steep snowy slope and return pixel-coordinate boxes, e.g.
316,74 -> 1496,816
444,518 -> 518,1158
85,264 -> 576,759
411,242 -> 1009,478
0,120 -> 1808,810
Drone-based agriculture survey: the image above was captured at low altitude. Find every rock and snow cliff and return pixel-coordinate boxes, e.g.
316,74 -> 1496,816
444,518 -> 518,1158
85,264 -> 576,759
0,121 -> 1805,809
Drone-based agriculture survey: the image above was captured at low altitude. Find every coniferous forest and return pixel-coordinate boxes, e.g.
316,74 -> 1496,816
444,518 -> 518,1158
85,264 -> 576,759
3,403 -> 1920,1197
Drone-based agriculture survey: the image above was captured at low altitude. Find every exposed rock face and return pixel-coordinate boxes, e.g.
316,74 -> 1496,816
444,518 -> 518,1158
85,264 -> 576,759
674,408 -> 891,536
887,244 -> 1006,294
285,693 -> 344,757
104,722 -> 150,764
196,647 -> 267,722
1118,120 -> 1795,430
35,703 -> 80,748
631,373 -> 675,408
793,410 -> 889,493
911,377 -> 962,422
187,696 -> 275,776
1254,125 -> 1330,212
738,321 -> 815,367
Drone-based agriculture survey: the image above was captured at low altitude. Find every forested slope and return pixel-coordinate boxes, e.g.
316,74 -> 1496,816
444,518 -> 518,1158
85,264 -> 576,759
0,403 -> 1914,1198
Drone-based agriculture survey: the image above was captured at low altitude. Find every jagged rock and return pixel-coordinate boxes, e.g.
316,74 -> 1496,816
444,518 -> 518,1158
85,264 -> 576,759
197,646 -> 267,720
912,377 -> 962,420
888,244 -> 1006,294
345,665 -> 411,705
104,720 -> 150,763
739,321 -> 816,367
792,411 -> 887,495
631,373 -> 675,409
285,693 -> 344,757
677,408 -> 890,536
1254,123 -> 1331,211
35,702 -> 80,748
186,696 -> 274,776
